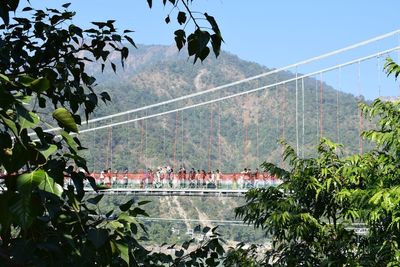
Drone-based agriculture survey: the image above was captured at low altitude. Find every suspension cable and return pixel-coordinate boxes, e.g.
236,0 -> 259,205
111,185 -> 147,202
358,61 -> 363,154
320,73 -> 324,137
301,77 -> 305,158
173,111 -> 178,170
377,55 -> 382,97
218,102 -> 221,169
208,106 -> 213,171
295,69 -> 299,154
316,75 -> 319,142
61,47 -> 400,136
181,110 -> 184,167
31,32 -> 400,136
337,67 -> 342,144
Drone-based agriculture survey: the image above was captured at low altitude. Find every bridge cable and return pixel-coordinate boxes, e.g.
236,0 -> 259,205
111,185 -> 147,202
92,121 -> 96,171
208,105 -> 213,171
358,61 -> 363,154
145,110 -> 149,167
218,102 -> 221,170
244,97 -> 248,167
256,93 -> 259,163
275,74 -> 279,164
377,55 -> 381,97
301,77 -> 305,158
280,84 -> 286,167
173,111 -> 178,170
337,67 -> 342,145
71,47 -> 400,136
140,118 -> 144,168
295,69 -> 299,154
320,73 -> 324,138
315,75 -> 319,142
34,30 -> 400,135
181,110 -> 184,167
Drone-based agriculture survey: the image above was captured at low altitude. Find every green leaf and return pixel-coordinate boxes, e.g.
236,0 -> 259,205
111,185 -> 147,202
53,107 -> 79,133
116,241 -> 129,265
124,35 -> 137,48
120,199 -> 134,212
17,170 -> 62,197
203,226 -> 211,233
10,195 -> 34,230
174,29 -> 186,51
36,144 -> 57,160
0,112 -> 18,136
177,11 -> 186,25
17,170 -> 46,194
61,131 -> 78,153
138,200 -> 151,206
88,228 -> 109,249
175,249 -> 184,257
29,77 -> 50,93
16,104 -> 40,130
87,194 -> 104,205
111,62 -> 116,73
38,172 -> 63,197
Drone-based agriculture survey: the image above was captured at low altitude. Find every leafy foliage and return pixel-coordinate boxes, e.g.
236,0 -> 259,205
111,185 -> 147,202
0,2 -> 225,266
235,60 -> 400,266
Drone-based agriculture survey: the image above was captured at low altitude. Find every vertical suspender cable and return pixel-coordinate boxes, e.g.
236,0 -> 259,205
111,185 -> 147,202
140,118 -> 144,167
105,127 -> 109,169
282,85 -> 286,140
358,61 -> 363,154
181,110 -> 184,167
295,69 -> 299,154
208,105 -> 213,171
320,73 -> 324,138
275,75 -> 279,153
337,67 -> 342,145
256,95 -> 259,163
301,77 -> 305,158
377,56 -> 381,97
127,114 -> 131,170
110,122 -> 113,171
244,97 -> 248,167
280,85 -> 286,167
316,77 -> 319,142
218,102 -> 221,169
173,111 -> 178,170
163,110 -> 166,160
145,111 -> 148,167
92,122 -> 96,172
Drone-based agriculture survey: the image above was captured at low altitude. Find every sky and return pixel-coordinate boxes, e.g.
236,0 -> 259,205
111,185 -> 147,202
28,0 -> 400,99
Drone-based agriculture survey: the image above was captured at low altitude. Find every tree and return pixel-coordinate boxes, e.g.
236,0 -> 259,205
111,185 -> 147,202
235,61 -> 400,266
0,1 -> 225,266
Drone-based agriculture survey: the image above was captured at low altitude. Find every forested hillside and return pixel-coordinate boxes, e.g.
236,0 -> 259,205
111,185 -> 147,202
79,44 -> 370,173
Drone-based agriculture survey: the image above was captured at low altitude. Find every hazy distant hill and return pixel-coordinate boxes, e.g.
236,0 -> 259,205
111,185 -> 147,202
79,44 -> 369,173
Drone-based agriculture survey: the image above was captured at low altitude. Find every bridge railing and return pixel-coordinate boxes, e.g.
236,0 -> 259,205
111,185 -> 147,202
70,172 -> 282,190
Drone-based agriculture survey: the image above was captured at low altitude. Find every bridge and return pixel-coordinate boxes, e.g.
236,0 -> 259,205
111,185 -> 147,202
91,188 -> 247,197
27,29 -> 400,196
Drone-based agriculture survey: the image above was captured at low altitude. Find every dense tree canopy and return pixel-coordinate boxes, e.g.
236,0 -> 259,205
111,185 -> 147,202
235,64 -> 400,266
0,1 -> 225,266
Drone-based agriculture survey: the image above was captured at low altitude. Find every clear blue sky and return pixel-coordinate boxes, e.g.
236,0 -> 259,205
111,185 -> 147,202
29,1 -> 400,66
29,1 -> 400,98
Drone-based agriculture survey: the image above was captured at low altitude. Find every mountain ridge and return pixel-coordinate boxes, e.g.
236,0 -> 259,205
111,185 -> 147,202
80,44 -> 368,173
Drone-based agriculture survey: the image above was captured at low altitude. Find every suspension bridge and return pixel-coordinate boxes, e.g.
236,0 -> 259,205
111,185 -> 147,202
29,29 -> 400,196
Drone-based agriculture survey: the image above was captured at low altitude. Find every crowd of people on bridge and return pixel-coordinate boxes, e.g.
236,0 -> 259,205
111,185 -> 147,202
85,165 -> 280,190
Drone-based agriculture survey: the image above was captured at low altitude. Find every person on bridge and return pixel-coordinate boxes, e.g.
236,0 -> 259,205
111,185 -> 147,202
215,169 -> 221,189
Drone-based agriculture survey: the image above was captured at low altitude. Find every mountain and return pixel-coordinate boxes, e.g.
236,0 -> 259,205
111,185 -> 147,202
79,44 -> 370,173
